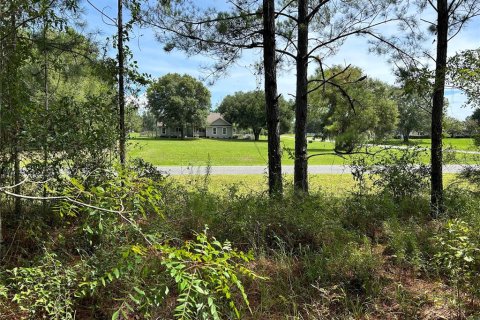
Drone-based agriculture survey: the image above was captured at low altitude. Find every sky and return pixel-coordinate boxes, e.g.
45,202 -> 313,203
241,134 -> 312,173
80,0 -> 480,120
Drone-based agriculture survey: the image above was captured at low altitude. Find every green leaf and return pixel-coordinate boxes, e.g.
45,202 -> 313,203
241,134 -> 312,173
134,286 -> 145,296
112,310 -> 120,320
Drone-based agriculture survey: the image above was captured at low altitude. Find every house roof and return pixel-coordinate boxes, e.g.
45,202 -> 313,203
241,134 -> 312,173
156,112 -> 231,127
207,113 -> 231,126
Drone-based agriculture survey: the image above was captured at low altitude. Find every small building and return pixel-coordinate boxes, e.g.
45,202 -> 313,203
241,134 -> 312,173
205,113 -> 233,138
157,112 -> 233,139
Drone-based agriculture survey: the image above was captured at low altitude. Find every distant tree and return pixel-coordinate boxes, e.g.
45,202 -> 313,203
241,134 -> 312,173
218,90 -> 293,141
448,49 -> 480,108
443,116 -> 465,138
471,108 -> 480,126
126,107 -> 142,133
463,117 -> 479,137
397,92 -> 431,142
308,66 -> 398,151
147,73 -> 210,138
141,111 -> 157,132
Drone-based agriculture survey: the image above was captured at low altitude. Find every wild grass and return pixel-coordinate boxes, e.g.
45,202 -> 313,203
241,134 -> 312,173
2,160 -> 480,319
172,173 -> 464,195
384,137 -> 477,150
161,178 -> 480,319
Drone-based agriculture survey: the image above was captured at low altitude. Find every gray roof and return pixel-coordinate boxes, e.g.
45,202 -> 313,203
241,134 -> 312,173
207,113 -> 231,125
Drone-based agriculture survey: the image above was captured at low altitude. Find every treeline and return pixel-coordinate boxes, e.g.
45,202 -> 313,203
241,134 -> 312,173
1,2 -> 116,217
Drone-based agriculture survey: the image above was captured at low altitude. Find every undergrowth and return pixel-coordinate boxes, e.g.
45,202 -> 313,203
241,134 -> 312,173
1,161 -> 480,319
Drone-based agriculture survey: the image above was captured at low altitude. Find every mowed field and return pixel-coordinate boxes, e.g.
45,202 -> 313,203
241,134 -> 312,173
128,134 -> 478,166
384,137 -> 478,150
128,135 -> 346,165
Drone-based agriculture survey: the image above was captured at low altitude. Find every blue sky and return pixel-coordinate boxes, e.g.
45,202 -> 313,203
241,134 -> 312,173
81,1 -> 479,120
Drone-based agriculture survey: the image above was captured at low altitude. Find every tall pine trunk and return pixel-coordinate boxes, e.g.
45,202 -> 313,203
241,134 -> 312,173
263,0 -> 282,195
118,0 -> 126,166
11,12 -> 21,216
0,29 -> 3,256
294,0 -> 309,193
42,20 -> 49,211
431,0 -> 448,217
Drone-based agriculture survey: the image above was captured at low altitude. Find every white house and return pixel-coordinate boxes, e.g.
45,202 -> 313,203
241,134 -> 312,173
157,112 -> 233,138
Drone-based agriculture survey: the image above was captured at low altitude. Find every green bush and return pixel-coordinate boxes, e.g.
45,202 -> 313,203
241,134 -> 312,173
351,148 -> 430,200
6,252 -> 79,319
382,219 -> 430,270
157,228 -> 261,320
433,219 -> 480,297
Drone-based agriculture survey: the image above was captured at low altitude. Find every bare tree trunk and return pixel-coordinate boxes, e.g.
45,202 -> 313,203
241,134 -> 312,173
0,24 -> 4,256
253,128 -> 261,141
118,0 -> 126,166
403,130 -> 410,143
263,0 -> 282,195
431,0 -> 448,217
294,0 -> 309,193
11,12 -> 21,216
42,20 -> 49,211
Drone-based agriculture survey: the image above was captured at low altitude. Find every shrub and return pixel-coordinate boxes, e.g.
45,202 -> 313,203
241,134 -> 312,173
157,228 -> 261,320
382,219 -> 430,271
473,134 -> 480,147
371,148 -> 430,199
433,219 -> 480,298
54,168 -> 260,319
305,237 -> 382,291
351,147 -> 430,200
6,252 -> 79,319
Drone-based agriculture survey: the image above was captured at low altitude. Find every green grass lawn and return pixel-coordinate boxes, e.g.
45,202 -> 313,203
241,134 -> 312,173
128,134 -> 479,166
128,135 -> 348,166
172,173 -> 463,195
384,137 -> 477,150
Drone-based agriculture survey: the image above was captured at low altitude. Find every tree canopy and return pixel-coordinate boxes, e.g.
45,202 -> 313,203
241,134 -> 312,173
470,108 -> 480,126
396,91 -> 431,142
308,66 -> 398,151
146,73 -> 211,138
217,90 -> 293,141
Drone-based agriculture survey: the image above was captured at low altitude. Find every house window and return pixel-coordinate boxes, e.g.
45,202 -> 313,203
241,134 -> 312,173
222,127 -> 227,135
176,127 -> 181,133
161,127 -> 166,134
213,127 -> 217,135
